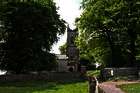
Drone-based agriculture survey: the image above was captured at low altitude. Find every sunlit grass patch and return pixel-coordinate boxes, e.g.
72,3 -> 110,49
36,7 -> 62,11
0,80 -> 88,93
86,70 -> 100,77
119,83 -> 140,93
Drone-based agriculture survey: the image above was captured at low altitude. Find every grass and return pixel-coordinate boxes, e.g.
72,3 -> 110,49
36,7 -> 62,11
107,76 -> 129,81
119,83 -> 140,93
0,80 -> 88,93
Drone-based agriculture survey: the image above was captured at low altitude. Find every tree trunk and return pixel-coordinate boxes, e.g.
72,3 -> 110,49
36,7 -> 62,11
105,30 -> 115,67
128,29 -> 136,66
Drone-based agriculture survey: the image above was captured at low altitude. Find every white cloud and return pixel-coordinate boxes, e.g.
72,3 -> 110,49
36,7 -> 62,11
50,0 -> 82,54
55,0 -> 81,28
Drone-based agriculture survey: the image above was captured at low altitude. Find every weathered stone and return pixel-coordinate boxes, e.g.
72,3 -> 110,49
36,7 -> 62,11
88,77 -> 97,93
101,68 -> 138,80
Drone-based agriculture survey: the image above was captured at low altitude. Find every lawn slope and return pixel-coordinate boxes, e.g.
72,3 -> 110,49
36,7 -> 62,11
0,80 -> 88,93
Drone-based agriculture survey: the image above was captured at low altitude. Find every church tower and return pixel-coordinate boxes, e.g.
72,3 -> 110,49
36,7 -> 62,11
66,26 -> 79,72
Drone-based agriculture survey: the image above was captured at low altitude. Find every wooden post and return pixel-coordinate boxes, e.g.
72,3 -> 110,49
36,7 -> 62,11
88,76 -> 96,93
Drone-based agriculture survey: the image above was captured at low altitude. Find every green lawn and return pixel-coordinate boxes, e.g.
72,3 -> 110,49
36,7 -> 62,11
119,83 -> 140,93
0,80 -> 88,93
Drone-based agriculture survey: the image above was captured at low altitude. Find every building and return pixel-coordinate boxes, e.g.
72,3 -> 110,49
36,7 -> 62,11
66,26 -> 79,72
56,26 -> 79,72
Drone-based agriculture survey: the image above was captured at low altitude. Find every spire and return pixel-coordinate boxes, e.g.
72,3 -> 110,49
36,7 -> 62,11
67,25 -> 71,32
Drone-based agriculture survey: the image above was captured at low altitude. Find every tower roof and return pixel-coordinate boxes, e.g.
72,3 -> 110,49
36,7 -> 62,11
67,26 -> 77,32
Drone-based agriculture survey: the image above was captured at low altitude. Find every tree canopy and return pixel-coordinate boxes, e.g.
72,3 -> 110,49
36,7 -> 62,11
0,0 -> 66,73
76,0 -> 140,67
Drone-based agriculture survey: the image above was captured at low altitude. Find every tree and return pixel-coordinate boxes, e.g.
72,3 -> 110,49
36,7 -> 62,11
0,0 -> 66,73
59,43 -> 67,55
76,0 -> 140,67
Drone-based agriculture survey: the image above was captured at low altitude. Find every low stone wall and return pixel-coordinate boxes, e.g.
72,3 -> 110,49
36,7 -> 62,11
101,67 -> 138,80
0,72 -> 81,82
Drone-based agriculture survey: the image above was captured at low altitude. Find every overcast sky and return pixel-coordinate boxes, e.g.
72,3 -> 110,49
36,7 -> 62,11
50,0 -> 82,54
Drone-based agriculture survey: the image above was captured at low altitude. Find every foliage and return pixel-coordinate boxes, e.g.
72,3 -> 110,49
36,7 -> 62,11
108,76 -> 129,81
86,70 -> 100,77
0,80 -> 88,93
59,43 -> 67,55
119,83 -> 140,93
76,0 -> 140,67
0,0 -> 66,73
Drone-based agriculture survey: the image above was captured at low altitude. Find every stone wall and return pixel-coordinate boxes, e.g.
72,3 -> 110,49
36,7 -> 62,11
101,67 -> 138,80
0,72 -> 81,82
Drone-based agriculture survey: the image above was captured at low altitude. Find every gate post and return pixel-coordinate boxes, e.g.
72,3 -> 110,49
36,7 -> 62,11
88,76 -> 97,93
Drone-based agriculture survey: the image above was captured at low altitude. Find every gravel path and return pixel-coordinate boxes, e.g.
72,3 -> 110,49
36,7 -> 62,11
98,81 -> 140,93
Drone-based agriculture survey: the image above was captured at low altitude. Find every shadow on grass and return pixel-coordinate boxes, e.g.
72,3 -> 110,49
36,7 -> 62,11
0,79 -> 87,93
0,81 -> 59,93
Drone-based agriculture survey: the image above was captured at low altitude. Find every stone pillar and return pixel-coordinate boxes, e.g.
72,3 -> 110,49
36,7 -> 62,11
88,77 -> 96,93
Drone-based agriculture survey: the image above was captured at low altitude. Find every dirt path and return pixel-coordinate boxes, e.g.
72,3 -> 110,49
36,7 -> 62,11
98,81 -> 140,93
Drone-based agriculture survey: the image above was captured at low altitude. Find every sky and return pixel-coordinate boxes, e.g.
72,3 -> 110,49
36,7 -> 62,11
50,0 -> 82,54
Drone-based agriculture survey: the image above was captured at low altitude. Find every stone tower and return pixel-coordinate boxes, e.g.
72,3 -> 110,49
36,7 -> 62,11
66,26 -> 79,72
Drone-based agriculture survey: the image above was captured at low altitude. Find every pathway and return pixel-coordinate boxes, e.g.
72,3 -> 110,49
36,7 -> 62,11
98,81 -> 140,93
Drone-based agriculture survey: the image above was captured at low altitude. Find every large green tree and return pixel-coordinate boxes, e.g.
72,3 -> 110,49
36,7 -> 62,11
0,0 -> 66,73
76,0 -> 140,67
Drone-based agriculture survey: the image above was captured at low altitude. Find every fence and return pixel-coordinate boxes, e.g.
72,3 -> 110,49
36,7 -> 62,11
0,72 -> 81,82
100,67 -> 138,80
